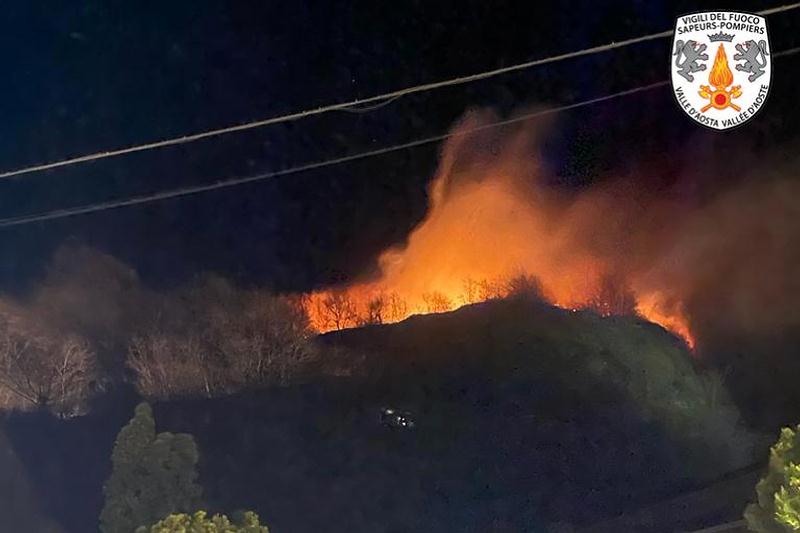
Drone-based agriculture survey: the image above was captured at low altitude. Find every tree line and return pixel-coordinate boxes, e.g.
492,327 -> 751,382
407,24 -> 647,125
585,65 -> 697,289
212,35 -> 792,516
306,272 -> 547,332
0,247 -> 317,415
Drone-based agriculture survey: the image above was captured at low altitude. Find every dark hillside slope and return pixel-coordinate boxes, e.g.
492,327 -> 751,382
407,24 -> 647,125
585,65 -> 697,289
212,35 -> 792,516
6,298 -> 756,533
319,297 -> 754,473
0,424 -> 63,532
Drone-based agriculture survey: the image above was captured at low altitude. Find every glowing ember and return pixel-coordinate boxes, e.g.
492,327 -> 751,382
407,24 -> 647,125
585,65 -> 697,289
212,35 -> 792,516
305,112 -> 697,349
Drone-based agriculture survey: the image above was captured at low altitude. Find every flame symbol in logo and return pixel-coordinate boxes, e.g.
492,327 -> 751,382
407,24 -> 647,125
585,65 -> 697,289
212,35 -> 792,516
699,44 -> 742,112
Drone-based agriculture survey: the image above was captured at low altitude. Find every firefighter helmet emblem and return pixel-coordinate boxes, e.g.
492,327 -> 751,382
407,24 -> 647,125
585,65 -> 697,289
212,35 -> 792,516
671,12 -> 771,130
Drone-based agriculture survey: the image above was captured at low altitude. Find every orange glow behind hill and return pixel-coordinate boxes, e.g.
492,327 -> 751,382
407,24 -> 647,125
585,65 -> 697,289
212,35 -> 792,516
305,112 -> 696,348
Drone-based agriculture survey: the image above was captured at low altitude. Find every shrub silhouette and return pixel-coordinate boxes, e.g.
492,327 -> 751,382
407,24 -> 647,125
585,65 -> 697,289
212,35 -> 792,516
746,424 -> 800,532
100,403 -> 201,533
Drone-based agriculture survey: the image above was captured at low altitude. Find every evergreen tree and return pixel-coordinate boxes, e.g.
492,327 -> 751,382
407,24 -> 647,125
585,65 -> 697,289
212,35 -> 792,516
746,424 -> 800,532
100,403 -> 202,533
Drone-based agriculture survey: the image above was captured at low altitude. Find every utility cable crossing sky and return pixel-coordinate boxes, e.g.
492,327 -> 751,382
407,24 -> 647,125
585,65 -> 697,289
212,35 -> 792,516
0,81 -> 674,227
1,2 -> 798,181
2,47 -> 799,229
0,8 -> 798,227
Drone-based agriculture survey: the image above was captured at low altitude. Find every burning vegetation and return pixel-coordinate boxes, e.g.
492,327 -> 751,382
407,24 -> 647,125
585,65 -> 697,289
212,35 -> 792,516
305,110 -> 800,357
305,111 -> 698,346
0,112 -> 797,416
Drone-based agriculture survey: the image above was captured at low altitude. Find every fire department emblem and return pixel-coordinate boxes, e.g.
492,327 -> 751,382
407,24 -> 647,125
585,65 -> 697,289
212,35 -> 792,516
671,11 -> 770,130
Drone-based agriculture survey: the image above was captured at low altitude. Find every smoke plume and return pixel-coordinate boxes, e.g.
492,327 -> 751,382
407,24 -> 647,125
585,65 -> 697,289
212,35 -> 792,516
307,110 -> 800,356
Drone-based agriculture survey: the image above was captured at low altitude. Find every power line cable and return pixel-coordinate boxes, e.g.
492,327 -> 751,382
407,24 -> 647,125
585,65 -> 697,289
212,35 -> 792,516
1,2 -> 797,181
336,95 -> 403,114
0,80 -> 671,227
2,45 -> 799,229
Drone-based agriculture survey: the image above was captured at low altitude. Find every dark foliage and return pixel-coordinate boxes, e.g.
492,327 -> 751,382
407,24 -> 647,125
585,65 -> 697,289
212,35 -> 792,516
4,299 -> 757,532
100,403 -> 202,533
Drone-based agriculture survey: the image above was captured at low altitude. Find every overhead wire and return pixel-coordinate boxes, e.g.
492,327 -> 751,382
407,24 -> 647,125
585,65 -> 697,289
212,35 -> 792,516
1,2 -> 797,180
0,81 -> 673,227
3,42 -> 800,228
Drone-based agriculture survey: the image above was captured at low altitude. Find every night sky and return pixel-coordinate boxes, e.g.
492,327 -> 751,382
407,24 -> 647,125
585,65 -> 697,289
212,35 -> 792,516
1,0 -> 798,294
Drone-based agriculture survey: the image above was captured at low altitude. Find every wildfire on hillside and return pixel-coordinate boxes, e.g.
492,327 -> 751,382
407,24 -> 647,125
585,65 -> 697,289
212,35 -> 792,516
303,110 -> 799,351
305,111 -> 696,347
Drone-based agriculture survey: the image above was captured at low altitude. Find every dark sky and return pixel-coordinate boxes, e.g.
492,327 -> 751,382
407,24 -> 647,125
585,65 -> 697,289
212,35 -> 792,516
1,0 -> 798,294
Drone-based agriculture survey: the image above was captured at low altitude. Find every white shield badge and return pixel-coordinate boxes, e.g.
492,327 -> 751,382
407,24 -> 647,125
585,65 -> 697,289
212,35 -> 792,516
671,11 -> 770,130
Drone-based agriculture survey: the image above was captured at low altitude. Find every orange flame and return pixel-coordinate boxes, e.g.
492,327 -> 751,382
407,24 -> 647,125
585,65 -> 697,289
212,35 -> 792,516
709,44 -> 733,89
305,113 -> 696,349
